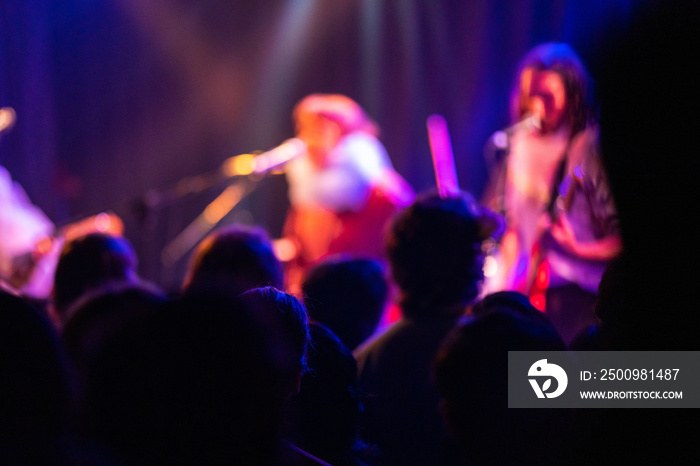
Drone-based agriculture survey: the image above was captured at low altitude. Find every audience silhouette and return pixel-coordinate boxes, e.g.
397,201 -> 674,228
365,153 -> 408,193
282,322 -> 373,466
52,232 -> 140,327
301,255 -> 389,351
5,4 -> 700,462
353,190 -> 499,465
74,291 -> 316,464
183,224 -> 283,298
0,290 -> 77,463
435,291 -> 572,465
577,1 -> 700,463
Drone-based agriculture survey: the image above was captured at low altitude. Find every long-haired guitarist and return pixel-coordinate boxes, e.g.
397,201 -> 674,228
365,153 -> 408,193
482,43 -> 622,344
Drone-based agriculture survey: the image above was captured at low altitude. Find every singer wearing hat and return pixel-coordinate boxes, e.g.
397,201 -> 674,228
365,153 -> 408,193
281,94 -> 414,294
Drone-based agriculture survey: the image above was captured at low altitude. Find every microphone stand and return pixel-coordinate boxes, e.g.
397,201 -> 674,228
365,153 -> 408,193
159,175 -> 259,267
126,139 -> 305,278
154,147 -> 300,267
125,167 -> 232,280
128,138 -> 305,223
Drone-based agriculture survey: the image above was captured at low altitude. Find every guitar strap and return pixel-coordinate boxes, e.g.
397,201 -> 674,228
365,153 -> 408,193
546,138 -> 574,220
526,135 -> 575,299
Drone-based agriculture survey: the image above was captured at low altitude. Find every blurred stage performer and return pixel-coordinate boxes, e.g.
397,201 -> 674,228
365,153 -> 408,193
482,43 -> 622,344
0,106 -> 57,298
281,94 -> 414,294
0,106 -> 123,300
0,164 -> 57,298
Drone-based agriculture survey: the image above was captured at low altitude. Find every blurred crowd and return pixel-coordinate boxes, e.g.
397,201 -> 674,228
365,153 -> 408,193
1,1 -> 699,464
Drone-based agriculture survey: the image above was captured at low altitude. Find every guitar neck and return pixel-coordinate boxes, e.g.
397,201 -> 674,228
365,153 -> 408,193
57,212 -> 124,242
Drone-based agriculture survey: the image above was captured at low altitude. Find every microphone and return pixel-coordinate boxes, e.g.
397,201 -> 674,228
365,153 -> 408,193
490,114 -> 541,149
221,138 -> 307,177
0,107 -> 17,135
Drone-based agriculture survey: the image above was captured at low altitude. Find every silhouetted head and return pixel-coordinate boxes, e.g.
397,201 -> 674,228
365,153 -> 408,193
183,224 -> 283,298
470,290 -> 559,330
302,255 -> 388,350
386,190 -> 496,318
80,292 -> 300,464
434,300 -> 566,465
61,282 -> 167,390
282,322 -> 363,465
52,232 -> 138,324
0,290 -> 73,441
241,286 -> 310,383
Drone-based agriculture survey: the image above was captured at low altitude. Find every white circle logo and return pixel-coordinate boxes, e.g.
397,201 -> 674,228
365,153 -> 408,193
528,359 -> 568,398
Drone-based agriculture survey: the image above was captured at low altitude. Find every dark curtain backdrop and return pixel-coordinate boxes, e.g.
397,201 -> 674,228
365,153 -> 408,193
0,0 -> 635,291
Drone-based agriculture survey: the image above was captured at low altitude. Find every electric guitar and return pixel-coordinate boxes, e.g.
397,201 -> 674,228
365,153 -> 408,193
7,211 -> 124,295
525,158 -> 622,308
